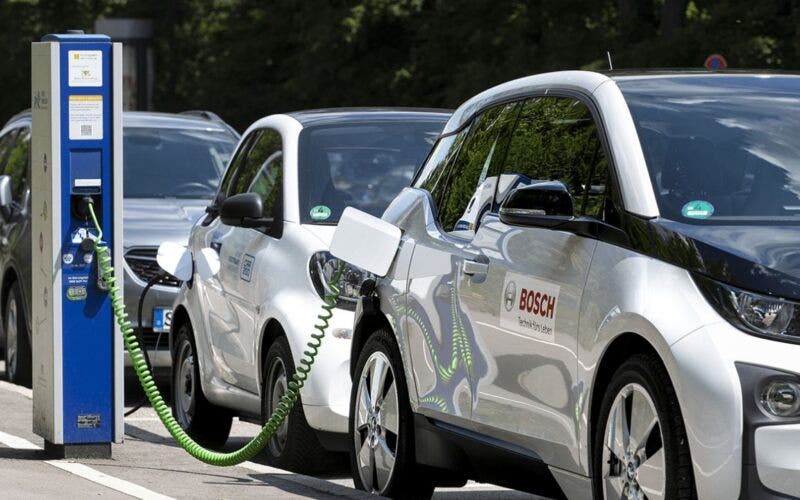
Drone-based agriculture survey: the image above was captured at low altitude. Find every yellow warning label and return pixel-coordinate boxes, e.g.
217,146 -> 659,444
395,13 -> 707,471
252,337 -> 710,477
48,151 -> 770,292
68,95 -> 102,102
68,95 -> 103,140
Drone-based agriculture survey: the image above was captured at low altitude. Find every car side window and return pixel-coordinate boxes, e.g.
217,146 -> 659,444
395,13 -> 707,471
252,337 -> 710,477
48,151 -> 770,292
228,128 -> 283,237
3,127 -> 30,205
433,102 -> 520,235
217,131 -> 257,200
496,96 -> 620,225
247,150 -> 282,219
415,127 -> 470,207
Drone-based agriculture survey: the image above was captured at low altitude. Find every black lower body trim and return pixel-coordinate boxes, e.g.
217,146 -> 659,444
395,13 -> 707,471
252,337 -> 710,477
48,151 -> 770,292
413,414 -> 566,498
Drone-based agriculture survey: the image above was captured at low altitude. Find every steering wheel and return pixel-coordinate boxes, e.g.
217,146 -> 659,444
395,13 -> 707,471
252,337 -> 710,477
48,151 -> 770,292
172,182 -> 213,196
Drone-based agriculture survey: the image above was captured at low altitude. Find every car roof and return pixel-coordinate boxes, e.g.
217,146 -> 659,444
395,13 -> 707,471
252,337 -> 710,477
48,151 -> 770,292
124,111 -> 233,131
285,107 -> 452,127
606,68 -> 800,81
2,110 -> 236,134
441,69 -> 800,135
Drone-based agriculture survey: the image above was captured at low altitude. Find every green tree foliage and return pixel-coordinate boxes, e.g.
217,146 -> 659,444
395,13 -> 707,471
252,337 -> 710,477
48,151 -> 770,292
1,0 -> 799,130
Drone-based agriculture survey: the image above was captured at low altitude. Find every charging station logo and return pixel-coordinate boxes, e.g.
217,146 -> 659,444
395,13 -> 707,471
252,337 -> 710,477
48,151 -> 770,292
32,90 -> 49,110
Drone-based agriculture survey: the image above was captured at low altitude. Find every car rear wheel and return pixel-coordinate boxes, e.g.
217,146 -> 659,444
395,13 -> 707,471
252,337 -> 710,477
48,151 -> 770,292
4,283 -> 31,388
593,353 -> 696,499
350,329 -> 434,499
261,335 -> 339,473
171,322 -> 232,448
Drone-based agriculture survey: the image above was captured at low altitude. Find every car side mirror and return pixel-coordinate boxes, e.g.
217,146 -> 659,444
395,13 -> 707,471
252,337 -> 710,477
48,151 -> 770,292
0,175 -> 13,219
0,175 -> 12,208
156,242 -> 193,282
498,180 -> 631,247
220,192 -> 269,228
498,181 -> 574,228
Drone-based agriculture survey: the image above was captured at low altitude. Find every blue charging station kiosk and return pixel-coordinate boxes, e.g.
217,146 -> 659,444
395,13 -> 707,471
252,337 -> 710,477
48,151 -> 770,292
31,32 -> 124,458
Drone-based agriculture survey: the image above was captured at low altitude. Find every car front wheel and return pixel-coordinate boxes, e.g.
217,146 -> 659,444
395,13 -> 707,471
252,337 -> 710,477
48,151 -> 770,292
594,353 -> 696,499
4,283 -> 31,388
350,328 -> 434,499
171,322 -> 232,448
260,335 -> 339,473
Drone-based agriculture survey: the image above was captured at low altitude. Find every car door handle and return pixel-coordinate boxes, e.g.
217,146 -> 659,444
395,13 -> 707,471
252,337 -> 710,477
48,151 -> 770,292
462,258 -> 489,276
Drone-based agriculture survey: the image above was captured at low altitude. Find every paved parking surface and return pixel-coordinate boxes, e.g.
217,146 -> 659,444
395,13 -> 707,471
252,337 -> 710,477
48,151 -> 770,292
0,362 -> 544,499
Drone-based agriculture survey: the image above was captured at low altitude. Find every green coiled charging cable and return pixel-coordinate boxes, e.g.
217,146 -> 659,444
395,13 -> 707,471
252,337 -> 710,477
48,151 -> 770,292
87,202 -> 344,466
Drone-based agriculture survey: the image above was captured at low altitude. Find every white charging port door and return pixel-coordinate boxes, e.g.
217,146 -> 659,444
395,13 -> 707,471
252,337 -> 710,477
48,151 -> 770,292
330,207 -> 401,277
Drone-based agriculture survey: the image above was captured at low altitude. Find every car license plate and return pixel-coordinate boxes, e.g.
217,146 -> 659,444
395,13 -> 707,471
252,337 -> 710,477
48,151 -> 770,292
153,308 -> 172,333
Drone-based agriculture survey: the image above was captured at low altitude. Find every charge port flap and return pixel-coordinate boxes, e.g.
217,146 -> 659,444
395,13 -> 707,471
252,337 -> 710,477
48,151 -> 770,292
330,207 -> 401,277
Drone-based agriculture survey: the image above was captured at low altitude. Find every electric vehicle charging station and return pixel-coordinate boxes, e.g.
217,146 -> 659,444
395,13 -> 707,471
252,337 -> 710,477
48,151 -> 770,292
30,32 -> 124,458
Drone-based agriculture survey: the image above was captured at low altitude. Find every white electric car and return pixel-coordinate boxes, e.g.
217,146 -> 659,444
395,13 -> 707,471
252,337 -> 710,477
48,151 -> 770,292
166,109 -> 449,471
342,72 -> 800,498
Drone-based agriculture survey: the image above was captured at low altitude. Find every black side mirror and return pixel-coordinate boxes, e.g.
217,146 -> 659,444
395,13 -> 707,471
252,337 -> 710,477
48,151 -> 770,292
220,192 -> 269,228
498,179 -> 630,246
499,181 -> 574,227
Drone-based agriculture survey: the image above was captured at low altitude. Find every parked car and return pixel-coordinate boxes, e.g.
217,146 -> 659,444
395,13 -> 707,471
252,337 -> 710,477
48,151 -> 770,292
0,110 -> 239,387
344,71 -> 800,499
168,109 -> 449,472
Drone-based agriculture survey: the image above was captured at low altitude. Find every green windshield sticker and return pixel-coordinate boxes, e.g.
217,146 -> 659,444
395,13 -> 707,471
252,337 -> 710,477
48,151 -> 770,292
682,200 -> 714,219
309,205 -> 332,221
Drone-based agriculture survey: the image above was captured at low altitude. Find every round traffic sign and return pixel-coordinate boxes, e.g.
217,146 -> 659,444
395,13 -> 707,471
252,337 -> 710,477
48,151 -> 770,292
704,54 -> 728,70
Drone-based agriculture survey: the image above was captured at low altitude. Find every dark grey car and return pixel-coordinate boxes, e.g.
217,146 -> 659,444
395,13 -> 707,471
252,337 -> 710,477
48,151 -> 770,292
0,110 -> 239,386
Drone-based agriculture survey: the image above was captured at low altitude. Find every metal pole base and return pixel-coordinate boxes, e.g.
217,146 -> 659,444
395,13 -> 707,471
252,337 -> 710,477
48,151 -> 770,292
44,440 -> 111,459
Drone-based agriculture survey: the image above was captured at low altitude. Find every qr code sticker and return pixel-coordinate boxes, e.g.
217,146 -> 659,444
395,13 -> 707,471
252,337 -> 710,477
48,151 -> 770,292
81,125 -> 92,136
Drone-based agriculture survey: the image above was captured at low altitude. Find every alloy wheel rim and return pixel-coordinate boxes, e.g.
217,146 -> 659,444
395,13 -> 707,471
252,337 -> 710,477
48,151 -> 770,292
176,341 -> 195,428
5,297 -> 17,381
602,383 -> 666,500
354,351 -> 399,493
265,357 -> 289,456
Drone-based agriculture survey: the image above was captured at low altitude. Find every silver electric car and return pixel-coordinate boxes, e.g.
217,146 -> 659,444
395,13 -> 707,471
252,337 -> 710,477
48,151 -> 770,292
347,71 -> 800,499
168,109 -> 449,472
0,110 -> 238,386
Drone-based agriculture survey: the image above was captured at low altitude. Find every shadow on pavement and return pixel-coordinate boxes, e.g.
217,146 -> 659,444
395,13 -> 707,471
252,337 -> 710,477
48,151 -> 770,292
0,448 -> 47,460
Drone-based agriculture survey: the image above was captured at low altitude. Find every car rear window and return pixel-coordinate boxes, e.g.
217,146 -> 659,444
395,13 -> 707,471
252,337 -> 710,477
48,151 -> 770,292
123,127 -> 237,199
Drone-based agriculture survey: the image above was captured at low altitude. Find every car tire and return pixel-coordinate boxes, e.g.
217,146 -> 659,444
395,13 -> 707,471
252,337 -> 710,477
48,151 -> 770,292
261,335 -> 339,473
350,328 -> 435,499
171,321 -> 232,449
4,282 -> 31,388
593,353 -> 696,499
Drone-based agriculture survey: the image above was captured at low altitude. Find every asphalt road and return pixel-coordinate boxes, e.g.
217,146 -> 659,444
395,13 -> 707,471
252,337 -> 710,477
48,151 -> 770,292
0,361 -> 545,499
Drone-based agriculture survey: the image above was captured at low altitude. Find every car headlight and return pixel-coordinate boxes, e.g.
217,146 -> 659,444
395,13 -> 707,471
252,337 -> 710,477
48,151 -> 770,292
694,274 -> 800,343
309,251 -> 372,311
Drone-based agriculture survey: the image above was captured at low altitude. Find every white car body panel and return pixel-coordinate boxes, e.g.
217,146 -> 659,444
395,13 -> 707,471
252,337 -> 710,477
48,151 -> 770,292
173,110 -> 450,435
352,72 -> 800,498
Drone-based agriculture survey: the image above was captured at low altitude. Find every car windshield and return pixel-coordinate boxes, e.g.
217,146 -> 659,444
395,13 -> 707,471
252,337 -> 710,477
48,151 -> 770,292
619,75 -> 800,224
123,127 -> 237,198
297,118 -> 446,224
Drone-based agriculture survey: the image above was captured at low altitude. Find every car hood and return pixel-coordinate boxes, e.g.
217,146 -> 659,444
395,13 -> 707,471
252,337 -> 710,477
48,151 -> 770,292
123,198 -> 208,249
650,219 -> 800,301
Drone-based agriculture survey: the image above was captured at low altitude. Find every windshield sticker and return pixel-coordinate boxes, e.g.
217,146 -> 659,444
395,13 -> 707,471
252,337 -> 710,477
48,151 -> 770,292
310,205 -> 332,221
681,200 -> 714,219
500,272 -> 559,342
